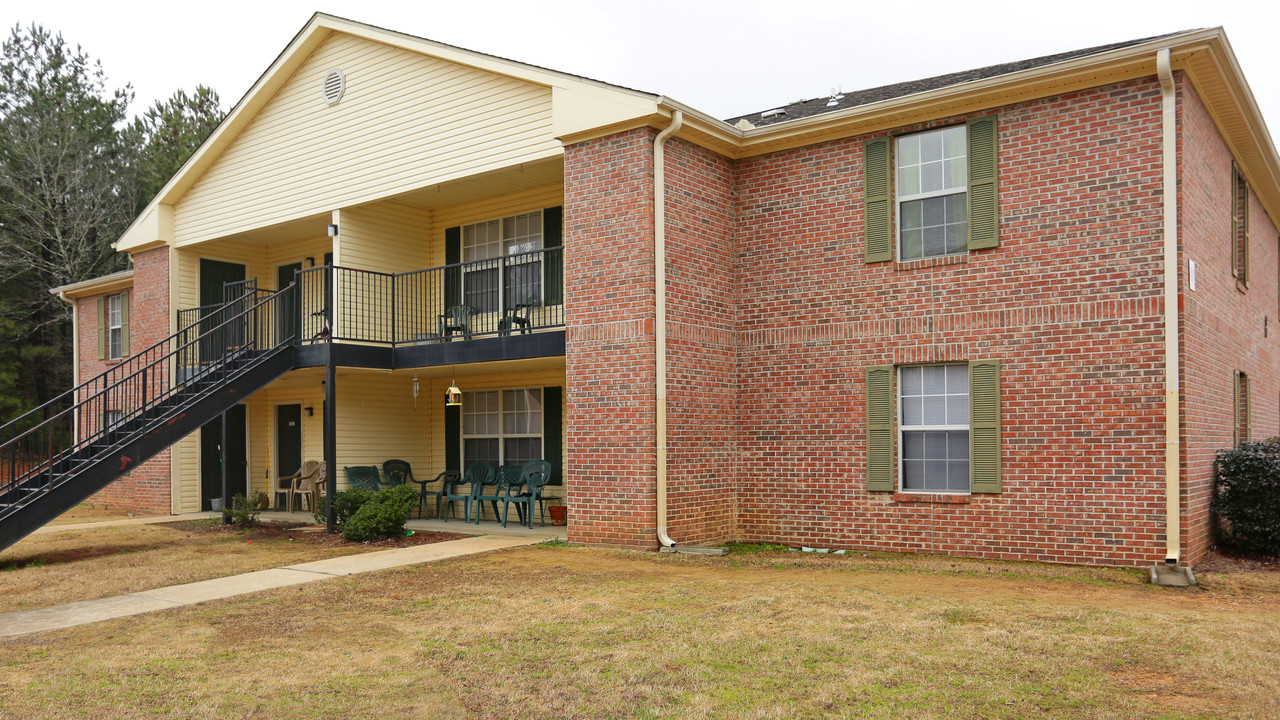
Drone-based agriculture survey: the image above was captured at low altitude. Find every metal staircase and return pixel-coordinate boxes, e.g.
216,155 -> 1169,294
0,284 -> 299,552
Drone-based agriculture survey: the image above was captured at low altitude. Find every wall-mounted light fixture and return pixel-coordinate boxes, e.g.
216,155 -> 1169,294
327,224 -> 339,237
305,257 -> 316,267
305,406 -> 314,417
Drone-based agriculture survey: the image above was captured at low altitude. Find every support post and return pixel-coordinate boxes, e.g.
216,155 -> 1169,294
220,410 -> 228,524
324,361 -> 337,533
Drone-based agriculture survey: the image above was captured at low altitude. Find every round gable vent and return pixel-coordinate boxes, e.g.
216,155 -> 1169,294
322,69 -> 346,106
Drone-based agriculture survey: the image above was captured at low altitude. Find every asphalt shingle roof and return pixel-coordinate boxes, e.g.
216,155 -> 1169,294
724,31 -> 1195,128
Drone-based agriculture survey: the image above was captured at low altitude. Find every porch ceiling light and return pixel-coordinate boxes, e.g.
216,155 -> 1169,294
445,381 -> 462,407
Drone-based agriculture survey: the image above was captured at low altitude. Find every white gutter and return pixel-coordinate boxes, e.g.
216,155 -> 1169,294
1157,49 -> 1182,566
654,109 -> 683,548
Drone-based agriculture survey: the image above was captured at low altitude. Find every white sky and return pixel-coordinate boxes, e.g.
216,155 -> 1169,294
11,0 -> 1280,136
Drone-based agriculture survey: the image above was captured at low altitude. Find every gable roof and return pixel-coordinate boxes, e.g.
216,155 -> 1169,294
725,31 -> 1196,128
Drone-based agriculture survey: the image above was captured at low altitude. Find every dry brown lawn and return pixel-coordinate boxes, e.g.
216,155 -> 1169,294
0,520 -> 465,613
47,503 -> 138,525
1,544 -> 1278,719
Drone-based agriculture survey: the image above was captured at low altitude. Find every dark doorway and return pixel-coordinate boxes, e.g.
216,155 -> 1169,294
277,263 -> 303,342
276,403 -> 303,485
199,259 -> 246,361
200,404 -> 247,511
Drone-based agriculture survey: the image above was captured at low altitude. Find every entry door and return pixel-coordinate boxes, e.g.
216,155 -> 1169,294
277,263 -> 303,342
276,404 -> 303,481
198,259 -> 246,361
200,404 -> 247,511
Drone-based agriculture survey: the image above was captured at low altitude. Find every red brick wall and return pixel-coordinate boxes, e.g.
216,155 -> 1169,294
663,138 -> 739,544
564,129 -> 659,548
76,247 -> 172,515
1179,75 -> 1280,562
733,78 -> 1171,566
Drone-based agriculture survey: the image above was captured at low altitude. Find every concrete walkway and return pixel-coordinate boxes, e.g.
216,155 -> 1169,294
0,533 -> 546,639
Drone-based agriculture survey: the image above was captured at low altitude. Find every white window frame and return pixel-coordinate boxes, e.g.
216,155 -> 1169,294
897,364 -> 970,494
896,125 -> 968,261
461,210 -> 545,313
107,294 -> 124,360
460,387 -> 544,470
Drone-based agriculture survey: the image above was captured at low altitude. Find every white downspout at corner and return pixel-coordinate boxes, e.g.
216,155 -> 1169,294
54,289 -> 79,439
654,109 -> 683,548
1157,49 -> 1182,566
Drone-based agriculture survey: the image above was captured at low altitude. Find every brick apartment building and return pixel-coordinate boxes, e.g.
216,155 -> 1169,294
27,16 -> 1278,569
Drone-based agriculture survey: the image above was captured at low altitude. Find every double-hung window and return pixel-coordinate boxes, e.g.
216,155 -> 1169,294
461,211 -> 543,314
899,365 -> 970,492
462,388 -> 544,470
1232,165 -> 1249,284
107,294 -> 124,360
1234,370 -> 1251,445
896,126 -> 968,260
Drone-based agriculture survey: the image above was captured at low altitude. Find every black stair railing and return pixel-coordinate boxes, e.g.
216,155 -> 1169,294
0,285 -> 297,511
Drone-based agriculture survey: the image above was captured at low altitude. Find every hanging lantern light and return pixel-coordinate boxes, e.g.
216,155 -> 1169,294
445,380 -> 462,407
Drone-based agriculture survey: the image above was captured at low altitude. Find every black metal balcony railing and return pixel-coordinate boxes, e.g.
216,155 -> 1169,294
283,246 -> 564,347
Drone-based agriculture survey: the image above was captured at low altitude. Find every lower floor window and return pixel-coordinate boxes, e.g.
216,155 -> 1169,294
900,364 -> 970,492
462,388 -> 543,469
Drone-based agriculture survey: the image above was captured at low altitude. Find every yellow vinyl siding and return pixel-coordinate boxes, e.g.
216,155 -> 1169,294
174,433 -> 200,514
171,32 -> 559,246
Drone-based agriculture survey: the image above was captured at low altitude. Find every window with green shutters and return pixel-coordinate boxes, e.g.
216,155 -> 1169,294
1232,164 -> 1249,285
863,116 -> 999,263
865,360 -> 1001,493
97,293 -> 129,360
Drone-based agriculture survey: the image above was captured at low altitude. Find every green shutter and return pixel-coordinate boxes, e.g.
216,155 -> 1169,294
865,365 -> 894,491
544,386 -> 563,486
445,403 -> 461,474
966,115 -> 999,250
119,293 -> 130,357
444,226 -> 462,309
543,206 -> 564,306
863,138 -> 893,263
96,296 -> 106,359
969,359 -> 1001,493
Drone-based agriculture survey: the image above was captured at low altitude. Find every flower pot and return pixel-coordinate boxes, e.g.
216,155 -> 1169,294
549,505 -> 568,526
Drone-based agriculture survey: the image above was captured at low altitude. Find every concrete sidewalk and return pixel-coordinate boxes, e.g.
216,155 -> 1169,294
0,534 -> 542,639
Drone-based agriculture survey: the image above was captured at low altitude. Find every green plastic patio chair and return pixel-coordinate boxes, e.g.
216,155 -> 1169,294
416,470 -> 458,519
498,295 -> 540,336
441,464 -> 489,522
344,465 -> 381,492
382,459 -> 412,489
502,460 -> 551,528
437,305 -> 474,341
475,465 -> 522,524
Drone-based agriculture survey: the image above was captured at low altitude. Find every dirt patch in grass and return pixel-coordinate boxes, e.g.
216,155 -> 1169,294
0,522 -> 473,614
1,546 -> 1278,719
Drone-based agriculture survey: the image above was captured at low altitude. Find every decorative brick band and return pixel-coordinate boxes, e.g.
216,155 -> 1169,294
566,318 -> 650,344
738,296 -> 1163,348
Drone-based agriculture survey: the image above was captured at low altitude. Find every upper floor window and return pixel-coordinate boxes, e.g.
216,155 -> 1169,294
462,211 -> 544,313
107,294 -> 124,359
896,126 -> 968,261
1232,164 -> 1249,285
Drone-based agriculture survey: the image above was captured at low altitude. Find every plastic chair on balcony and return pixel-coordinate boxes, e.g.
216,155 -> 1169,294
499,295 -> 541,336
344,465 -> 382,492
502,460 -> 552,528
437,305 -> 474,341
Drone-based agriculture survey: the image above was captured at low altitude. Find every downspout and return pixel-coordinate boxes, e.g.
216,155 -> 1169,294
54,290 -> 79,441
654,109 -> 683,548
1157,49 -> 1182,567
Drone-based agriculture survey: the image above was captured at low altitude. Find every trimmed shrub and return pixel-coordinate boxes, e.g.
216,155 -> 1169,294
342,485 -> 418,542
313,487 -> 375,529
223,492 -> 267,527
1213,437 -> 1280,556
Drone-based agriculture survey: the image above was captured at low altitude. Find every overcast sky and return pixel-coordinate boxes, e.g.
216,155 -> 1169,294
11,0 -> 1280,137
